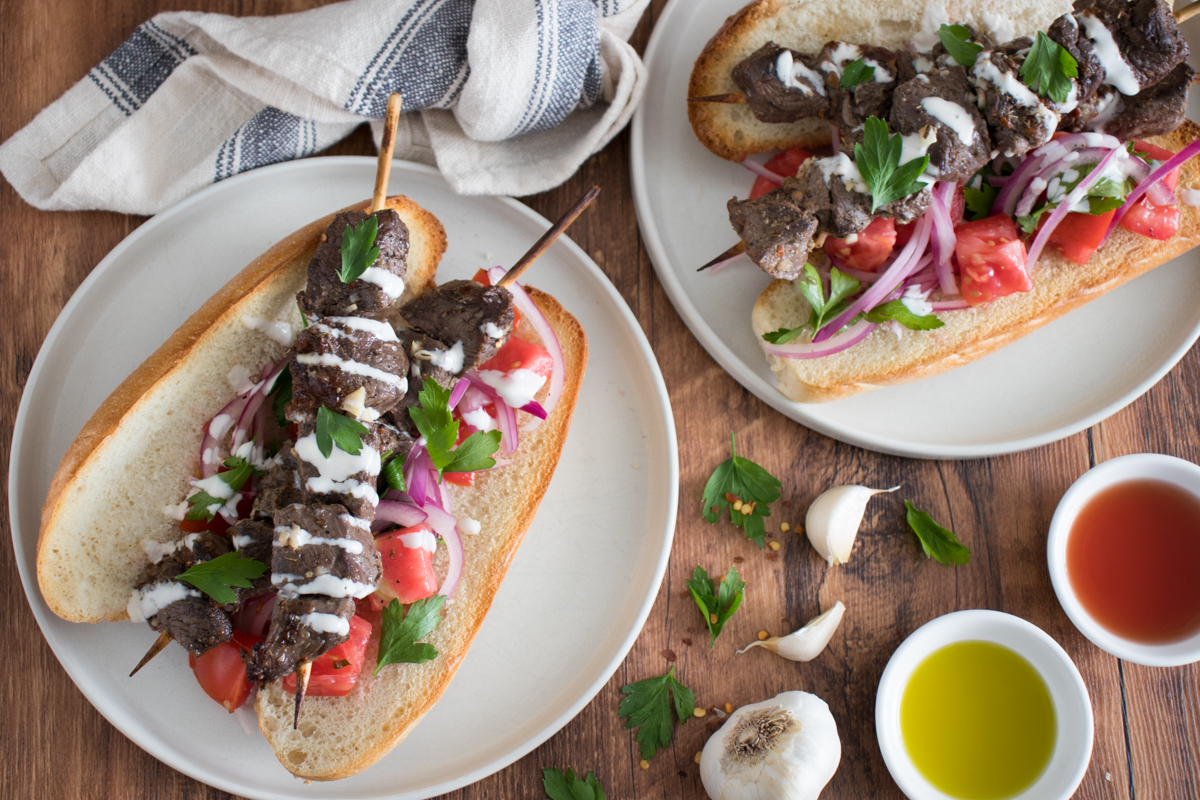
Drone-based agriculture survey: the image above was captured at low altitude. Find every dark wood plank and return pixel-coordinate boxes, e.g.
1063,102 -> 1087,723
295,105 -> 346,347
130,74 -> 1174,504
2,0 -> 1196,798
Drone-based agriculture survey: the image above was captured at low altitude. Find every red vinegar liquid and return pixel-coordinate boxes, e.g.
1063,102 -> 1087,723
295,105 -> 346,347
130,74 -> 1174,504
1067,479 -> 1200,644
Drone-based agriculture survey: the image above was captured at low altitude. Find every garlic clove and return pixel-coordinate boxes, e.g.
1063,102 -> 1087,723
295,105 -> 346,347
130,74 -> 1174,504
737,601 -> 846,662
805,484 -> 899,565
700,690 -> 841,800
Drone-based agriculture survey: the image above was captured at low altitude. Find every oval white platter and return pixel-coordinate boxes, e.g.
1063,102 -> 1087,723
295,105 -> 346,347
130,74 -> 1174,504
8,157 -> 678,799
631,0 -> 1200,459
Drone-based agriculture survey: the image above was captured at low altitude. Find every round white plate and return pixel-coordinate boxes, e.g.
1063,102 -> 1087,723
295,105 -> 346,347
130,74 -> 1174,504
8,158 -> 678,799
631,0 -> 1200,459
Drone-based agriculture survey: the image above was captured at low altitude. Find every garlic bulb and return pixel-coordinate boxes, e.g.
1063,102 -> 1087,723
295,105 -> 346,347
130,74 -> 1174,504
737,602 -> 845,662
701,691 -> 841,800
805,485 -> 898,565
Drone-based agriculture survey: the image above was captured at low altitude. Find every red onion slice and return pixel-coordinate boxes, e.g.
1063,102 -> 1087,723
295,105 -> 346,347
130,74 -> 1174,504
487,266 -> 564,427
931,298 -> 971,310
993,133 -> 1122,217
740,159 -> 784,185
928,182 -> 959,297
404,445 -> 431,508
420,502 -> 463,597
1028,147 -> 1122,272
448,375 -> 471,409
519,399 -> 549,419
763,320 -> 877,359
371,500 -> 429,532
1103,137 -> 1200,242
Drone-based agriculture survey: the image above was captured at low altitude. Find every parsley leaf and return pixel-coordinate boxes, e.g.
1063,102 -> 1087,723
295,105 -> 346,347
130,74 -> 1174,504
840,58 -> 875,89
701,433 -> 782,548
298,304 -> 309,328
618,666 -> 695,761
374,595 -> 445,675
176,551 -> 267,605
687,566 -> 745,647
408,377 -> 501,476
863,299 -> 945,330
338,214 -> 381,284
270,367 -> 292,427
315,405 -> 368,459
185,455 -> 262,521
761,265 -> 861,343
856,116 -> 931,213
938,24 -> 983,68
382,454 -> 406,492
1020,31 -> 1078,104
963,168 -> 999,222
543,768 -> 606,800
904,501 -> 971,565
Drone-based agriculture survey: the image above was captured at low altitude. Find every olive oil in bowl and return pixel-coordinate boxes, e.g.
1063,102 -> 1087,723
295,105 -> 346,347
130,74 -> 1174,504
900,640 -> 1056,799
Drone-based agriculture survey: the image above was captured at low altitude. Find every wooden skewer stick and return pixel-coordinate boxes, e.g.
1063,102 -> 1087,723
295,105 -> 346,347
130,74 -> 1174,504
130,631 -> 173,677
1178,1 -> 1200,23
496,185 -> 602,288
293,660 -> 312,729
370,93 -> 404,214
698,241 -> 747,272
688,93 -> 748,105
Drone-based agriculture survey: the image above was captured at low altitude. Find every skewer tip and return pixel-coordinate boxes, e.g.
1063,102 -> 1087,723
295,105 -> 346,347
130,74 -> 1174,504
496,185 -> 602,288
130,631 -> 174,677
698,240 -> 747,272
293,661 -> 312,729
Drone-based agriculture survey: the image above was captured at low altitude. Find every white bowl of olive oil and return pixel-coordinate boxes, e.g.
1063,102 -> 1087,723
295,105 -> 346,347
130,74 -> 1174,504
875,610 -> 1093,800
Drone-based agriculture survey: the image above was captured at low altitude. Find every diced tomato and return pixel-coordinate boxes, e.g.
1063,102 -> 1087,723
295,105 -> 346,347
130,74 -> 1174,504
358,593 -> 387,614
749,147 -> 813,199
177,494 -> 253,536
895,221 -> 915,248
1134,140 -> 1180,190
444,472 -> 474,487
478,336 -> 553,380
472,269 -> 521,329
1044,210 -> 1115,265
281,615 -> 373,697
189,631 -> 262,713
375,525 -> 440,605
1119,196 -> 1181,240
954,214 -> 1032,307
823,216 -> 897,272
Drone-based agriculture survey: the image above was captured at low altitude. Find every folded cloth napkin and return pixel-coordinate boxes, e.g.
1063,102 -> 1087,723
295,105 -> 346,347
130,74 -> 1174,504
0,0 -> 648,215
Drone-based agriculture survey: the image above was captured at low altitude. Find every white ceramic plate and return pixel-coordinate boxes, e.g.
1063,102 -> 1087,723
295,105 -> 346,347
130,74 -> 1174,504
631,0 -> 1200,459
8,158 -> 678,799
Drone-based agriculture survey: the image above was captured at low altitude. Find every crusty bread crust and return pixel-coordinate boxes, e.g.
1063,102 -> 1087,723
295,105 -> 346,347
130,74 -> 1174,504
37,196 -> 444,623
688,0 -> 1072,161
254,288 -> 587,780
752,124 -> 1200,402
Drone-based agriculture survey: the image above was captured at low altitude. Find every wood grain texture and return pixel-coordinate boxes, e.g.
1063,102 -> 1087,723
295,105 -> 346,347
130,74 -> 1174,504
1,0 -> 1196,798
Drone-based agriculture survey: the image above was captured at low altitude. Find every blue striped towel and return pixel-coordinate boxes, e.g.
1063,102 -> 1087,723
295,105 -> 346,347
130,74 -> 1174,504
0,0 -> 648,214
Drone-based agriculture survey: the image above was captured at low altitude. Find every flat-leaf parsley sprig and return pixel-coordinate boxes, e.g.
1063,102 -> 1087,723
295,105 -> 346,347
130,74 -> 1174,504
856,116 -> 931,213
176,551 -> 267,605
618,666 -> 695,761
702,433 -> 783,548
904,501 -> 971,565
543,768 -> 606,800
688,565 -> 745,646
338,214 -> 381,284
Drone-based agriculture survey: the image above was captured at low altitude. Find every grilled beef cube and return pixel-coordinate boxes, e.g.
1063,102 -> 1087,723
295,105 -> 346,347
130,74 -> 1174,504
244,596 -> 355,683
252,443 -> 303,521
400,280 -> 514,373
727,188 -> 817,280
732,42 -> 831,123
1058,85 -> 1117,133
395,328 -> 457,412
132,532 -> 235,657
820,43 -> 902,128
891,68 -> 991,181
268,503 -> 381,598
973,50 -> 1059,159
297,209 -> 410,318
229,519 -> 276,593
286,317 -> 408,423
1091,61 -> 1193,140
293,421 -> 400,521
1049,15 -> 1105,104
1073,0 -> 1188,95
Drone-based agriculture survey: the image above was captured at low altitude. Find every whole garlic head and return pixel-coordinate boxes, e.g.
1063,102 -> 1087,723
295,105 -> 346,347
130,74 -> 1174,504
701,691 -> 841,800
805,485 -> 898,565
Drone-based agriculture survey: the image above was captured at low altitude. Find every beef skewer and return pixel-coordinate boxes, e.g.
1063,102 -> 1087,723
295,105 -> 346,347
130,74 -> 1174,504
497,185 -> 601,288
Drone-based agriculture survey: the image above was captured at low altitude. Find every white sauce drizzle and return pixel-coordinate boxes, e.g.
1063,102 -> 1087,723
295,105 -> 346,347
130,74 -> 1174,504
481,321 -> 506,339
814,153 -> 870,194
427,341 -> 465,374
226,365 -> 254,394
1182,189 -> 1200,207
209,413 -> 234,441
775,49 -> 826,97
127,581 -> 199,623
462,406 -> 497,432
274,524 -> 365,554
300,612 -> 350,636
243,317 -> 295,347
358,266 -> 405,298
899,285 -> 934,317
399,528 -> 438,553
1078,12 -> 1141,96
295,352 -> 406,388
978,11 -> 1016,45
162,501 -> 189,521
458,517 -> 482,537
479,367 -> 547,409
231,533 -> 255,549
920,98 -> 975,145
1086,91 -> 1124,133
295,433 -> 381,481
326,316 -> 399,343
271,573 -> 376,599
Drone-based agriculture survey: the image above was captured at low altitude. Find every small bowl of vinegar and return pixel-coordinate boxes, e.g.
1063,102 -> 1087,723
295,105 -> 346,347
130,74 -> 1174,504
1047,453 -> 1200,667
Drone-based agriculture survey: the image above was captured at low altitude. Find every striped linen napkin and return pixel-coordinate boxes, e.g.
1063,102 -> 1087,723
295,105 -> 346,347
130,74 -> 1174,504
0,0 -> 648,214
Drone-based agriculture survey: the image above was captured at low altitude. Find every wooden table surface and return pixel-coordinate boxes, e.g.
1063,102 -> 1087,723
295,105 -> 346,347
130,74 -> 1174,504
3,1 -> 1199,798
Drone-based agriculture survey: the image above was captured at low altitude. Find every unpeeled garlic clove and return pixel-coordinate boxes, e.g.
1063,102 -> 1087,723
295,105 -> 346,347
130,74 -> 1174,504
805,484 -> 898,565
737,601 -> 846,661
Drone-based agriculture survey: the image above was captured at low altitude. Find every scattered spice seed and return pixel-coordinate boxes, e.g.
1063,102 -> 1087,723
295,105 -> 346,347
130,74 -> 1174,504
733,556 -> 744,564
640,759 -> 649,770
757,630 -> 769,641
694,751 -> 703,764
766,552 -> 780,561
769,540 -> 781,551
724,492 -> 738,503
783,499 -> 794,507
780,522 -> 791,532
709,613 -> 718,624
733,499 -> 744,511
724,702 -> 734,713
740,504 -> 751,516
693,707 -> 707,718
662,648 -> 677,662
682,637 -> 693,646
